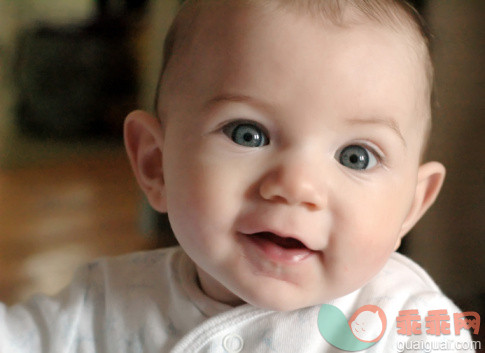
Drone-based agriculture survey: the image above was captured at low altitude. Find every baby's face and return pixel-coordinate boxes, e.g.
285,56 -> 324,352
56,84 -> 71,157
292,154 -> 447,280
160,4 -> 429,310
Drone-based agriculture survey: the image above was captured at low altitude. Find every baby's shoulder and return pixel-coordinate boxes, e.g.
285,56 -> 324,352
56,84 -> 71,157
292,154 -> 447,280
79,246 -> 182,286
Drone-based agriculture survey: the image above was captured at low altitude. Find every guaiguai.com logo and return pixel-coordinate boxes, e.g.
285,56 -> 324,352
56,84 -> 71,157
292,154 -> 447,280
317,304 -> 387,351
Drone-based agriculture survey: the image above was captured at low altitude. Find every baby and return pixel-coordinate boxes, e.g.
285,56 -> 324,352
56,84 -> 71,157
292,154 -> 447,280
1,0 -> 477,352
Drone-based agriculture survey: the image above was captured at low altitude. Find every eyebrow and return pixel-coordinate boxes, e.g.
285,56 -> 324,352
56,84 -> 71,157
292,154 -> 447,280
203,94 -> 274,113
346,117 -> 407,148
208,94 -> 253,104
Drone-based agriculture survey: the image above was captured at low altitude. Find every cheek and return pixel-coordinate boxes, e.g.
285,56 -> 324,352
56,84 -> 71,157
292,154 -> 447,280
333,182 -> 415,266
163,147 -> 247,246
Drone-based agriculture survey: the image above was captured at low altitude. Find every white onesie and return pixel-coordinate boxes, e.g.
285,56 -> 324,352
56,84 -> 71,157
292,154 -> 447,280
0,247 -> 476,352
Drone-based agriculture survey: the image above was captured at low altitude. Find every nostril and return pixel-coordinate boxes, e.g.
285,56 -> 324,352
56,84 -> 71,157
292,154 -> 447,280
266,194 -> 287,203
261,193 -> 324,211
303,199 -> 322,211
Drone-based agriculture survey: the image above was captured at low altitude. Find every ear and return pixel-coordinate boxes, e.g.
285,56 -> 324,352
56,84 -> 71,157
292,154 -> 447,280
124,110 -> 167,213
395,161 -> 446,248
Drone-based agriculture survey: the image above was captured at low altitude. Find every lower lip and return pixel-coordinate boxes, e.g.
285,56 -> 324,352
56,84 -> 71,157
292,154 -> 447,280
244,234 -> 316,264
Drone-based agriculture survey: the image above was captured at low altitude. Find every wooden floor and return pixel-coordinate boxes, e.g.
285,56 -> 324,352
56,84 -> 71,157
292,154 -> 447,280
0,148 -> 157,306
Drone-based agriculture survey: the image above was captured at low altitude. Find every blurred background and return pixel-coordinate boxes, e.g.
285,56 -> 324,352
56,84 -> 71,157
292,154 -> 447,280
0,0 -> 483,344
0,0 -> 179,305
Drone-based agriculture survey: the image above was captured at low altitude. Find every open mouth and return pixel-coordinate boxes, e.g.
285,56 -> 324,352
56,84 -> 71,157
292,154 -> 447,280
248,232 -> 308,249
244,231 -> 315,264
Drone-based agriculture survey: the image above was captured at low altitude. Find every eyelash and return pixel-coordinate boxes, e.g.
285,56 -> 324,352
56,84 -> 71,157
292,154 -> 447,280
347,141 -> 384,160
221,119 -> 270,147
366,142 -> 385,164
336,142 -> 385,171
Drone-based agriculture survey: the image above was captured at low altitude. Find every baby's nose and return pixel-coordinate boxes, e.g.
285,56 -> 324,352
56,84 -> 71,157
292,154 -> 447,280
258,159 -> 326,210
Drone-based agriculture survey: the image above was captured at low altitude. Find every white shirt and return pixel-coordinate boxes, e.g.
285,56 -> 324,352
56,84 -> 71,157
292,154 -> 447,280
0,247 -> 476,352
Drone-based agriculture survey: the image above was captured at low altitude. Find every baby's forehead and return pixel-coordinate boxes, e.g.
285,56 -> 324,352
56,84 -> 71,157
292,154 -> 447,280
161,0 -> 432,150
167,0 -> 431,88
163,1 -> 432,93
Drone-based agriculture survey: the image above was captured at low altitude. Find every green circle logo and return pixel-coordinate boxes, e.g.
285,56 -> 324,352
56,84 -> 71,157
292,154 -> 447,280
317,304 -> 387,351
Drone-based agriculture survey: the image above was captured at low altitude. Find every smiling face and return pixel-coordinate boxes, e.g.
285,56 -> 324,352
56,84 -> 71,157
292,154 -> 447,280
131,3 -> 443,311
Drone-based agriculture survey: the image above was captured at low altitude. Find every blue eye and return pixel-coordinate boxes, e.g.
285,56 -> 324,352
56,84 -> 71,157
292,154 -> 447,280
338,145 -> 378,170
224,122 -> 269,147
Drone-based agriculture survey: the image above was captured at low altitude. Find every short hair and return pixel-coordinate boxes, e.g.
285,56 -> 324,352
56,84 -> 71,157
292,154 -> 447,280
155,0 -> 433,149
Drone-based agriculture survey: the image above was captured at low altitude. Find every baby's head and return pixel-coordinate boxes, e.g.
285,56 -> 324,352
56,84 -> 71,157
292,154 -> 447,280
124,0 -> 446,311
